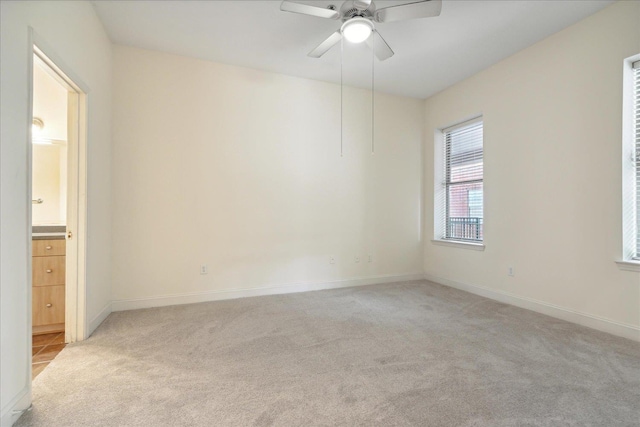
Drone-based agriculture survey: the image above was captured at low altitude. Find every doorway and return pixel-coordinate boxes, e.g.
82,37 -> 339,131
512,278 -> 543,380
30,45 -> 87,379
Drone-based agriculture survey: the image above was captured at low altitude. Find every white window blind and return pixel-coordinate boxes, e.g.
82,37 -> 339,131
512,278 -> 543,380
633,60 -> 640,259
443,118 -> 484,242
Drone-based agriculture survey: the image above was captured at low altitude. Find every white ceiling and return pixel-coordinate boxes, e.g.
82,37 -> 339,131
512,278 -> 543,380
91,0 -> 613,99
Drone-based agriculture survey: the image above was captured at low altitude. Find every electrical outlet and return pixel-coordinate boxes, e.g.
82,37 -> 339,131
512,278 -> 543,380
200,264 -> 208,275
355,256 -> 360,263
508,267 -> 514,277
368,255 -> 372,263
329,256 -> 335,265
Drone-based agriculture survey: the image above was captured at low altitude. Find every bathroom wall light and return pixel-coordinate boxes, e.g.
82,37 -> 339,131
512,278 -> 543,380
31,117 -> 54,145
32,117 -> 44,134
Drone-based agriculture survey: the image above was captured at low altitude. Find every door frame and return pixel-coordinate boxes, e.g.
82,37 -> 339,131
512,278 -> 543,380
29,32 -> 89,344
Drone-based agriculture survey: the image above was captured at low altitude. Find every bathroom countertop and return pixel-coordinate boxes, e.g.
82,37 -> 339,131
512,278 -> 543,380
32,225 -> 66,240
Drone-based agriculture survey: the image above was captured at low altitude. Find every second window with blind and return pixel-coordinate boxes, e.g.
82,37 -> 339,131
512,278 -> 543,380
622,57 -> 639,262
439,117 -> 484,243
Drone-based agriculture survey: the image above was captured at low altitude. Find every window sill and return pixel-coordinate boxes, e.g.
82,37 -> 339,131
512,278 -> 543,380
615,260 -> 640,272
431,239 -> 485,251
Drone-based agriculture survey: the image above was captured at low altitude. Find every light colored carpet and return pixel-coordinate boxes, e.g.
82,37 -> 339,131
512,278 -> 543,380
18,280 -> 640,426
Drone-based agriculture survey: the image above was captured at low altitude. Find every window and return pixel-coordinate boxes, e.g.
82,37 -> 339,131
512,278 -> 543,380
620,56 -> 640,268
442,118 -> 484,242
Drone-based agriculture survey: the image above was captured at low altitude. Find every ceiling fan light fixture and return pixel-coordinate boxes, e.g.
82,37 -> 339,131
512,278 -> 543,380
341,18 -> 373,44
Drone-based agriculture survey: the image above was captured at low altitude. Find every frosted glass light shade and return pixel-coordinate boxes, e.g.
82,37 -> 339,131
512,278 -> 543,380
342,18 -> 373,44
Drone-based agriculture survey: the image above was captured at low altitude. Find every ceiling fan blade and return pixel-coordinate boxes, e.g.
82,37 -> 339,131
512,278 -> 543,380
308,31 -> 342,58
354,0 -> 372,11
367,31 -> 394,61
280,1 -> 340,20
375,0 -> 442,23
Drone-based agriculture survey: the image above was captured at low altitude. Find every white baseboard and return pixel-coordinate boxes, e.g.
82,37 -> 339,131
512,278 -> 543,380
424,273 -> 640,342
88,302 -> 112,337
112,273 -> 425,312
1,387 -> 30,427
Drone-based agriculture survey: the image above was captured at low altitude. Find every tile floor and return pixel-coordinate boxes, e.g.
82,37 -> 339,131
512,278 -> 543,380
32,332 -> 66,379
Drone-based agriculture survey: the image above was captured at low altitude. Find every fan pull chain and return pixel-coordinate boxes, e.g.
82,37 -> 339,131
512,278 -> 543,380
340,38 -> 344,158
371,32 -> 375,154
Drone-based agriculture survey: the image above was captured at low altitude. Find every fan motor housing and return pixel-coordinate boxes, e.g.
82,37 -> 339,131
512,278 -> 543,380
340,0 -> 376,21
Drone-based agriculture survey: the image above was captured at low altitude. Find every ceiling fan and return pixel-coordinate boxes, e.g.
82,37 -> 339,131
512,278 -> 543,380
280,0 -> 442,61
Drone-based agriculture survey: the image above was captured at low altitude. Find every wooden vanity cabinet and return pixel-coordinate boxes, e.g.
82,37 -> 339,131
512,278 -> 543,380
32,239 -> 65,335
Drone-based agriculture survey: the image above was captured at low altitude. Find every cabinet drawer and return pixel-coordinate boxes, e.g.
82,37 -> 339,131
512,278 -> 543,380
33,239 -> 65,257
33,285 -> 65,327
33,256 -> 65,286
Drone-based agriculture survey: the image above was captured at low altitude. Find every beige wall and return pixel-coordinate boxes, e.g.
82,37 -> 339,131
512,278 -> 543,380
111,46 -> 423,304
32,144 -> 65,225
33,62 -> 67,142
423,1 -> 640,335
0,1 -> 112,424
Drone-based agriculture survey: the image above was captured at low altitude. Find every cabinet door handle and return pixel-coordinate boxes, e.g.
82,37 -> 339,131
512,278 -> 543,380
46,269 -> 52,273
45,246 -> 52,250
46,303 -> 52,308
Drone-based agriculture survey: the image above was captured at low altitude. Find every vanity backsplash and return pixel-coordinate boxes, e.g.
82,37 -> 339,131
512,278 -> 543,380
32,225 -> 66,240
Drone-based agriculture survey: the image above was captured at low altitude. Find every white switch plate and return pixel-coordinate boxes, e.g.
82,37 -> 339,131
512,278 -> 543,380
355,256 -> 360,263
329,256 -> 335,265
508,267 -> 514,277
200,264 -> 208,275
